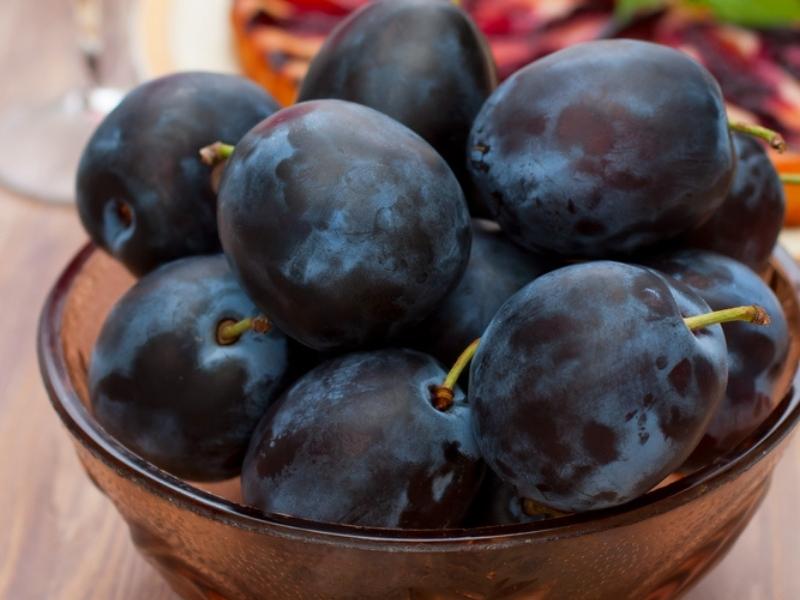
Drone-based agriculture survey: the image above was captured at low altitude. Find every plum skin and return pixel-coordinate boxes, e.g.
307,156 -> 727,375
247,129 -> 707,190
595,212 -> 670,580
218,99 -> 471,352
468,39 -> 735,258
89,255 -> 289,481
469,261 -> 728,513
406,219 -> 554,369
647,250 -> 791,467
465,471 -> 551,527
77,72 -> 279,276
241,349 -> 483,528
298,0 -> 497,206
679,133 -> 785,273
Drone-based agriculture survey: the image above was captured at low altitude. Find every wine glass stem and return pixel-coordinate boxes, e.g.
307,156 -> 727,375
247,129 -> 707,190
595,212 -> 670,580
74,0 -> 103,92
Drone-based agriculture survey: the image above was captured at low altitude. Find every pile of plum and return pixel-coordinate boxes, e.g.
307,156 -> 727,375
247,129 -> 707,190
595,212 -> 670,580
77,0 -> 793,528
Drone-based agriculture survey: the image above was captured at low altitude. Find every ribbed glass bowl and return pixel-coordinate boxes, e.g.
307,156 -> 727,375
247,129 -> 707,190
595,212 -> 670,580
38,243 -> 800,600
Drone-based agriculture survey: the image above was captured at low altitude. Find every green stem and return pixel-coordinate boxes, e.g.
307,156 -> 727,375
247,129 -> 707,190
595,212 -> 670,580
199,141 -> 235,166
431,338 -> 480,411
728,121 -> 787,153
683,305 -> 770,332
781,173 -> 800,185
216,316 -> 270,345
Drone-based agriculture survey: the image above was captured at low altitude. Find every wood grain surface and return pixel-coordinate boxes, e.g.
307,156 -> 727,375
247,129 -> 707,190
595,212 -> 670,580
0,1 -> 798,598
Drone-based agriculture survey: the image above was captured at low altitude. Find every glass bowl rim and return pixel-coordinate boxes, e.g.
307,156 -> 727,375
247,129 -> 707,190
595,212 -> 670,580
37,242 -> 800,547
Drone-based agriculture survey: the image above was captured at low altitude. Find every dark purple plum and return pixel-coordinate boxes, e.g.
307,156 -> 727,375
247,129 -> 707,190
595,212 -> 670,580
298,0 -> 496,211
89,255 -> 289,481
406,219 -> 554,368
241,349 -> 483,528
465,471 -> 556,527
470,261 -> 728,513
218,100 -> 471,352
77,72 -> 279,276
647,250 -> 791,468
679,133 -> 785,273
468,40 -> 735,258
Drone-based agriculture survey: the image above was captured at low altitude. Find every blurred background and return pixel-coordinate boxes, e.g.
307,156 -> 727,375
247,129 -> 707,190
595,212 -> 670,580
4,0 -> 800,205
0,0 -> 799,598
3,0 -> 800,204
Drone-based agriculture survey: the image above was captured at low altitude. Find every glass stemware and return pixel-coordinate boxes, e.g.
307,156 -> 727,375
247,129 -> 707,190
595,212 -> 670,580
0,0 -> 141,204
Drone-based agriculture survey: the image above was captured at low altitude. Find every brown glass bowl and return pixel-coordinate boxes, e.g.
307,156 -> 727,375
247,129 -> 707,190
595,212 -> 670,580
38,243 -> 800,600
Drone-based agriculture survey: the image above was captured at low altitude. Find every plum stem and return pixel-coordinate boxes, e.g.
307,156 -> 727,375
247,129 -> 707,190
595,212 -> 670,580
199,141 -> 235,167
683,305 -> 770,332
431,338 -> 480,411
728,121 -> 787,153
216,316 -> 271,345
781,173 -> 800,185
522,497 -> 567,519
115,199 -> 133,227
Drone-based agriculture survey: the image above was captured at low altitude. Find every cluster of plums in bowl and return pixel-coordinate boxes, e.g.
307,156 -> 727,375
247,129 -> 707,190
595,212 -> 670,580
72,0 -> 789,528
71,0 -> 797,535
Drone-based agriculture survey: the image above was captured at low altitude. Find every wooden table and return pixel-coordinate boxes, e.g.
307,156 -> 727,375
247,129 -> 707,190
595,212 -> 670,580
0,191 -> 798,600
